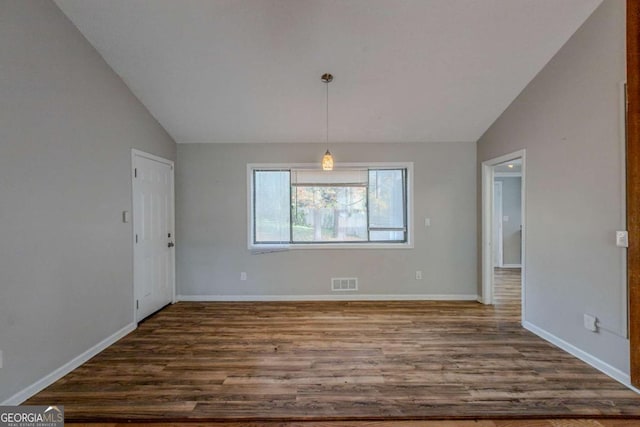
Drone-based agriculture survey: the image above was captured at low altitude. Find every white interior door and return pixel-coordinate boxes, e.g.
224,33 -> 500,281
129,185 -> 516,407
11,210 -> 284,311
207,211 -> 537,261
493,181 -> 503,268
132,150 -> 174,322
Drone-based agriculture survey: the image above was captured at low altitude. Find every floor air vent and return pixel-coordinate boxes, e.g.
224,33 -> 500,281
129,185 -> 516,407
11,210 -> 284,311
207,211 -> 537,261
331,277 -> 358,291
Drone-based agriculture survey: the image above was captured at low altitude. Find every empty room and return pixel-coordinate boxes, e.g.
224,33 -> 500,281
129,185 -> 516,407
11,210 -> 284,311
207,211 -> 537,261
3,0 -> 640,426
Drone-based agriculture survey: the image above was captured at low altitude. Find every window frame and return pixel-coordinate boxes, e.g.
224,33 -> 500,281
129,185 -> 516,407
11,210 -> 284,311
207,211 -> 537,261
247,162 -> 414,250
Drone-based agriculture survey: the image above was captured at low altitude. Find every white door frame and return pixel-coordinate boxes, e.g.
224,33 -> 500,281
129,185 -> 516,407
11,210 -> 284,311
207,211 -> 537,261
481,150 -> 526,320
493,181 -> 504,268
131,149 -> 176,323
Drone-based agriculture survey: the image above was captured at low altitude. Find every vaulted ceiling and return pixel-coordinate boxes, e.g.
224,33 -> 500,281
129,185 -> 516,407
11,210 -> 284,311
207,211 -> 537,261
55,0 -> 602,144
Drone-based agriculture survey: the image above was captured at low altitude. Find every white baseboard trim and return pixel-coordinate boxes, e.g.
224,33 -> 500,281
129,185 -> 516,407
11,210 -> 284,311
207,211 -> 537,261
501,264 -> 522,268
1,322 -> 136,405
523,320 -> 640,394
177,294 -> 480,302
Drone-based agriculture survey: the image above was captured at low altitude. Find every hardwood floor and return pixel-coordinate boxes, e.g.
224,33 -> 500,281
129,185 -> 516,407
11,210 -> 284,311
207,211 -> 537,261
68,420 -> 640,427
493,267 -> 522,309
27,271 -> 640,423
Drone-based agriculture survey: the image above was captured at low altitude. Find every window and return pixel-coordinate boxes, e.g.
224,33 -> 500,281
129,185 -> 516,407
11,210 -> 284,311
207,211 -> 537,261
249,163 -> 412,248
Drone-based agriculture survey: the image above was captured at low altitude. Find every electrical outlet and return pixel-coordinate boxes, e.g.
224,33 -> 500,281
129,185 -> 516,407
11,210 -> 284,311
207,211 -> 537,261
584,314 -> 598,332
424,218 -> 431,227
240,272 -> 247,281
415,270 -> 422,280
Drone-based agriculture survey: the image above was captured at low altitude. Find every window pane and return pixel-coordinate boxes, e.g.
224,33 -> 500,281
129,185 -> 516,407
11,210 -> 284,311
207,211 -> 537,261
292,186 -> 367,242
254,170 -> 290,243
292,169 -> 368,185
368,169 -> 406,242
370,230 -> 405,242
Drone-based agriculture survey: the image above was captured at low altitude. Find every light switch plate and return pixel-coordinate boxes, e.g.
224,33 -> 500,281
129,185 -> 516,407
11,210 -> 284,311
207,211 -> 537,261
584,314 -> 598,332
616,231 -> 628,248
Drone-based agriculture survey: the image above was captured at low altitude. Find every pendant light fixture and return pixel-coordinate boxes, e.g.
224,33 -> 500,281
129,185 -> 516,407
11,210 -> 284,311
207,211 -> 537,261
321,73 -> 334,171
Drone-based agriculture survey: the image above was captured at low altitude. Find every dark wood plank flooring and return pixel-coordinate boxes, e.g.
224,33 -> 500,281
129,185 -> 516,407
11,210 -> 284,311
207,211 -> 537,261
27,270 -> 640,422
68,420 -> 640,427
494,267 -> 522,309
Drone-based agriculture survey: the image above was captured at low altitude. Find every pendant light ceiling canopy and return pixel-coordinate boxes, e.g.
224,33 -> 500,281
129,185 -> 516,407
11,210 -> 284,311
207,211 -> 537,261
321,73 -> 334,171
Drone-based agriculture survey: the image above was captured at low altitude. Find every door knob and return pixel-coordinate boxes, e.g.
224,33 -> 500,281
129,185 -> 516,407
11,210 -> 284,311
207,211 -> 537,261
168,242 -> 175,248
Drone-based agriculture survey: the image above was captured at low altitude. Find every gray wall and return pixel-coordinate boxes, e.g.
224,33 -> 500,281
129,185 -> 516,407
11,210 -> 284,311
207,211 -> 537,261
495,177 -> 522,266
0,1 -> 176,402
176,142 -> 476,298
477,0 -> 628,372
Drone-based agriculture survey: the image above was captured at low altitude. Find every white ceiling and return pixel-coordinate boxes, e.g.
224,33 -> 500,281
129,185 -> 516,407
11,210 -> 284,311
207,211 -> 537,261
495,159 -> 522,173
54,0 -> 602,144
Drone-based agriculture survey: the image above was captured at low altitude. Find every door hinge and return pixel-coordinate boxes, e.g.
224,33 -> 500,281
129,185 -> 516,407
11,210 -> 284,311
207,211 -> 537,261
135,234 -> 138,243
134,168 -> 137,178
136,300 -> 139,310
625,82 -> 629,111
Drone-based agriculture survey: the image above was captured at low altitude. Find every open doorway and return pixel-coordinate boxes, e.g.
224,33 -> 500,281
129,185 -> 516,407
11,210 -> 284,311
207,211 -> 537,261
492,159 -> 522,315
481,150 -> 526,322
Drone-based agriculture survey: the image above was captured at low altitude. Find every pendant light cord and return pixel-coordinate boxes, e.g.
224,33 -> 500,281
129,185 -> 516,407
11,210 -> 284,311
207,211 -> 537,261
320,73 -> 334,171
326,79 -> 329,150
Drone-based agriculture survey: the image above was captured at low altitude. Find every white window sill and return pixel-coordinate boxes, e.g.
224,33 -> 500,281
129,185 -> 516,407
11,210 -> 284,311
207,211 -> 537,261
250,242 -> 413,252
